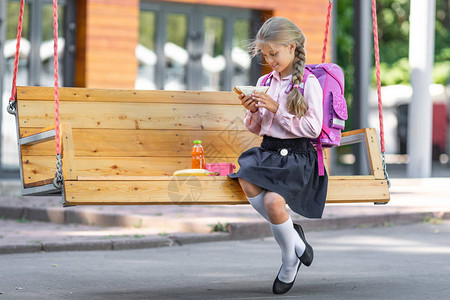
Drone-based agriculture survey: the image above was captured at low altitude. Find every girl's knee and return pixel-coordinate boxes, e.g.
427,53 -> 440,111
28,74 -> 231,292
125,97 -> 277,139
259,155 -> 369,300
264,192 -> 286,211
238,178 -> 263,198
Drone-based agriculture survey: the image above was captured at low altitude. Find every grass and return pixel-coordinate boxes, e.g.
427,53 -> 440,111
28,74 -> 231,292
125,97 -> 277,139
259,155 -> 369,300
102,234 -> 145,239
17,218 -> 31,223
424,216 -> 442,225
27,240 -> 41,244
133,219 -> 143,228
209,221 -> 229,232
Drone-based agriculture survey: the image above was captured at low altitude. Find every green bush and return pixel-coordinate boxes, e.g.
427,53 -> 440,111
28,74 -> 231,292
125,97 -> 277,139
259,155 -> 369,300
370,59 -> 450,86
433,61 -> 450,85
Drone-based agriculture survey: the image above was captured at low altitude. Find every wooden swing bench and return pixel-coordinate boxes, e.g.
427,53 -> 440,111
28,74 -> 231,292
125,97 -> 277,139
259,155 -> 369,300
15,86 -> 390,206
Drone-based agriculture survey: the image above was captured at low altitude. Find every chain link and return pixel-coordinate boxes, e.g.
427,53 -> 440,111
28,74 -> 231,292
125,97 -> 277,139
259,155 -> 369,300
381,152 -> 391,188
53,153 -> 63,189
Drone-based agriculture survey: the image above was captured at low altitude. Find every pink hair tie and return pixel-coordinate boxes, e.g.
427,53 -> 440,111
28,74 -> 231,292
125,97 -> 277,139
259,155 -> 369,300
293,82 -> 304,89
285,82 -> 305,94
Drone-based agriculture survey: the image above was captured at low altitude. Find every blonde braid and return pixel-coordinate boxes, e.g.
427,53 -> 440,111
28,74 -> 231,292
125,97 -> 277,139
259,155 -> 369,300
287,41 -> 307,117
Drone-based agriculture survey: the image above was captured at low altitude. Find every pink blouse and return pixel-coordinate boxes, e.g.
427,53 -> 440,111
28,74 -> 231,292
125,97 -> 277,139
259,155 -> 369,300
244,71 -> 323,139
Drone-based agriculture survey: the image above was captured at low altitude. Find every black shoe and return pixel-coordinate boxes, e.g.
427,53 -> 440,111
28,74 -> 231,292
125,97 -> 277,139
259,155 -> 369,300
272,260 -> 302,295
294,223 -> 314,267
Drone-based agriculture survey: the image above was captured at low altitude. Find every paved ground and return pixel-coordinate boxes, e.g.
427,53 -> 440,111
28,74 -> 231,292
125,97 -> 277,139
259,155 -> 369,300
0,220 -> 449,299
1,177 -> 450,253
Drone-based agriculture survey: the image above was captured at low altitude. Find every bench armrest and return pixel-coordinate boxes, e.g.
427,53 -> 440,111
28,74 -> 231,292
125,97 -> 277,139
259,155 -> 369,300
60,123 -> 76,180
19,126 -> 56,146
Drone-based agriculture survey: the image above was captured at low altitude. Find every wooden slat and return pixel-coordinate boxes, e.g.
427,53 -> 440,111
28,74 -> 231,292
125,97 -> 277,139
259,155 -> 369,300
22,129 -> 261,158
327,177 -> 390,203
71,157 -> 240,177
89,1 -> 139,13
63,176 -> 247,205
61,123 -> 76,180
341,128 -> 367,137
63,176 -> 390,206
83,38 -> 137,50
18,100 -> 247,131
77,176 -> 228,181
86,54 -> 138,65
24,178 -> 54,189
16,87 -> 239,104
329,175 -> 375,180
21,156 -> 55,185
364,128 -> 385,179
21,155 -> 240,184
21,125 -> 55,138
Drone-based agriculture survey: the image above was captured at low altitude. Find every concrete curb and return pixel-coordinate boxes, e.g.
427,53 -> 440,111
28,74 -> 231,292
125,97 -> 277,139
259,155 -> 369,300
0,244 -> 43,255
168,232 -> 231,245
0,233 -> 232,255
227,211 -> 450,240
298,211 -> 450,231
0,205 -> 212,233
5,204 -> 449,231
1,210 -> 448,255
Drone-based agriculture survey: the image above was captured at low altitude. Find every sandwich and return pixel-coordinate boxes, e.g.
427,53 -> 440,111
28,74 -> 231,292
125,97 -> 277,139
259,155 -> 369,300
233,86 -> 269,96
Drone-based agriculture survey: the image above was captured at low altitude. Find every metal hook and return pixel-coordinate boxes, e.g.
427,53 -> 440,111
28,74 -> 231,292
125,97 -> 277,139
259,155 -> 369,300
7,101 -> 17,115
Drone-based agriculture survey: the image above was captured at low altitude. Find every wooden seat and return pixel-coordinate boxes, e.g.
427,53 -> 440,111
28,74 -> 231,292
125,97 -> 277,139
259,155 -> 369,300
15,86 -> 390,205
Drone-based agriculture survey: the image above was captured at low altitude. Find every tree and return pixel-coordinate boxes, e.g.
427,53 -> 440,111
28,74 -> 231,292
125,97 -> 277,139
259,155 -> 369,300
336,0 -> 450,96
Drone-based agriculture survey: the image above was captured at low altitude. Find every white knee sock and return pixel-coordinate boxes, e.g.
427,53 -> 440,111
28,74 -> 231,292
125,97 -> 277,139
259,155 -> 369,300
270,217 -> 306,283
247,190 -> 269,221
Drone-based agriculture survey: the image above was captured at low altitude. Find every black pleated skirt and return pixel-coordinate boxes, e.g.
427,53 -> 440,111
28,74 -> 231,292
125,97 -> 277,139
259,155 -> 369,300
228,135 -> 328,219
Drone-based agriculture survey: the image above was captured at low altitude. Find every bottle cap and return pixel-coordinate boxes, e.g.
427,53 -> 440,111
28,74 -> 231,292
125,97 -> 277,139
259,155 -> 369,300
193,140 -> 202,144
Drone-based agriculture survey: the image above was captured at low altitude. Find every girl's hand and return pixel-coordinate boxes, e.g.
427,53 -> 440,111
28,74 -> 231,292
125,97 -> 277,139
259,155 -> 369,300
252,92 -> 279,114
239,93 -> 258,113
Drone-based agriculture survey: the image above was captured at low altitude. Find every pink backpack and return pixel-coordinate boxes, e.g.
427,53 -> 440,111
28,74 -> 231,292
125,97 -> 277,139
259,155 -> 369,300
261,63 -> 348,176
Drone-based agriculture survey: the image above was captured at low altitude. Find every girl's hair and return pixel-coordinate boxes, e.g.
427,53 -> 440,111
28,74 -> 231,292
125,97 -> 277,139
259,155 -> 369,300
250,17 -> 307,117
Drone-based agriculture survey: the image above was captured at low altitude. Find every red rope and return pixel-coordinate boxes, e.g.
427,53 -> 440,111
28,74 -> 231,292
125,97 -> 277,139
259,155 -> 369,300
9,0 -> 60,155
371,0 -> 385,153
322,1 -> 333,63
9,0 -> 25,103
53,0 -> 60,155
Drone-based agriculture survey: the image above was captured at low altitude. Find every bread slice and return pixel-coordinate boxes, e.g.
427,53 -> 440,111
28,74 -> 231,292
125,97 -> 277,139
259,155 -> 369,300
233,86 -> 269,96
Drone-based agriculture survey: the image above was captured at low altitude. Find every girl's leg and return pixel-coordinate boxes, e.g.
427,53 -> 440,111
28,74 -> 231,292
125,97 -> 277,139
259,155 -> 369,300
264,191 -> 305,283
238,178 -> 269,221
238,178 -> 263,198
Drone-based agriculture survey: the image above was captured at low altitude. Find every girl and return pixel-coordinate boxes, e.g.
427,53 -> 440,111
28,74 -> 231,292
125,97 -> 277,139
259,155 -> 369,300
228,17 -> 328,294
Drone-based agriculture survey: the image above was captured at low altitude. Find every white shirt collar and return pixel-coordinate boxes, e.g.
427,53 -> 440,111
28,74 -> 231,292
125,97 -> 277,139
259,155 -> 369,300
272,71 -> 292,81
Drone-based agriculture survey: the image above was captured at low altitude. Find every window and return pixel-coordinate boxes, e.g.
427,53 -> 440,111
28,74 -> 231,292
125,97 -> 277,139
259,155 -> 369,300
165,13 -> 188,90
232,19 -> 252,87
137,1 -> 260,91
136,10 -> 157,90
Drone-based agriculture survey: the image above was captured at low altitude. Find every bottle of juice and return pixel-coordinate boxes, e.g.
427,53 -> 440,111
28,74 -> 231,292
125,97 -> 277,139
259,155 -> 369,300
191,140 -> 206,169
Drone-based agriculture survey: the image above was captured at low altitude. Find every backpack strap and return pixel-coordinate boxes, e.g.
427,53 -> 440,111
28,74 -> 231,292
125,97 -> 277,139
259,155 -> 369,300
302,67 -> 326,176
289,67 -> 312,94
300,67 -> 313,92
317,142 -> 325,176
260,72 -> 273,87
261,68 -> 313,92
